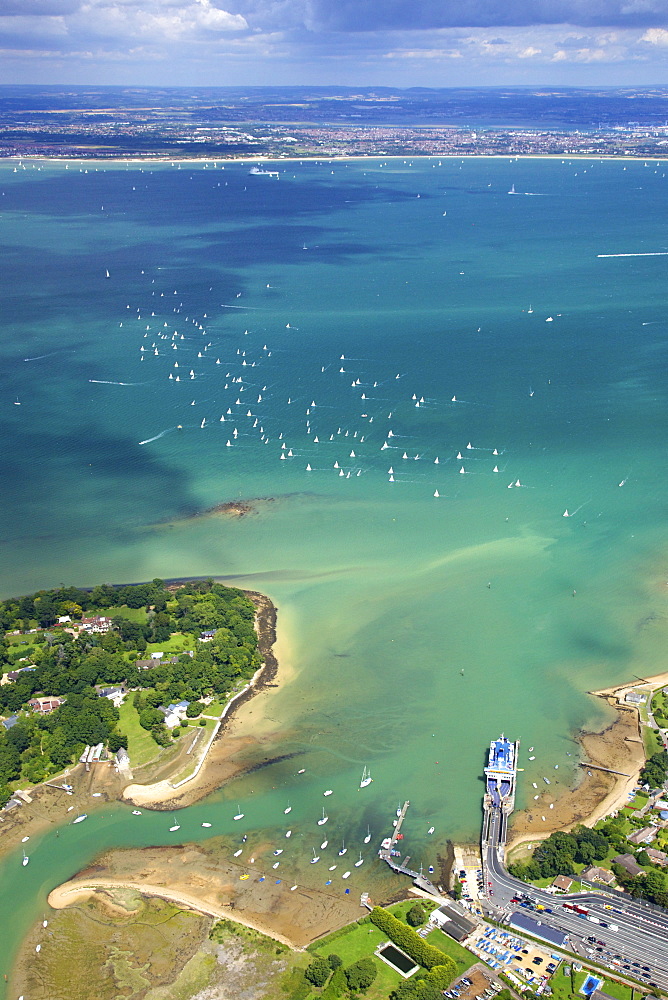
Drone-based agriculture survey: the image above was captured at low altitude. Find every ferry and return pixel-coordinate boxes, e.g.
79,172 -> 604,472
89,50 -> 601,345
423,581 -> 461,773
484,734 -> 518,812
249,166 -> 279,178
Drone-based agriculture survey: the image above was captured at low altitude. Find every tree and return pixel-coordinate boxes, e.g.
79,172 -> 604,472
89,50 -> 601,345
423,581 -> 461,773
185,701 -> 204,718
327,953 -> 342,970
344,957 -> 377,991
406,903 -> 426,926
139,707 -> 164,731
304,956 -> 331,987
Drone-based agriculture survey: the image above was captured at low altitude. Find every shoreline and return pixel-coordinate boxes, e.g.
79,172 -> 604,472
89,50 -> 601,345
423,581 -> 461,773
0,584 -> 285,854
4,153 -> 668,167
121,587 -> 283,810
47,879 -> 298,948
506,670 -> 668,856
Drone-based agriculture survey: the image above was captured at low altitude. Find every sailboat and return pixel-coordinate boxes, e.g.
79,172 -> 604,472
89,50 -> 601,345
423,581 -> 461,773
360,766 -> 373,788
73,813 -> 88,824
320,839 -> 328,849
284,803 -> 292,814
233,805 -> 244,820
364,826 -> 371,844
338,840 -> 347,856
317,807 -> 328,826
169,816 -> 180,832
310,848 -> 320,864
22,852 -> 29,867
105,269 -> 110,279
285,830 -> 292,838
354,853 -> 364,868
201,822 -> 212,828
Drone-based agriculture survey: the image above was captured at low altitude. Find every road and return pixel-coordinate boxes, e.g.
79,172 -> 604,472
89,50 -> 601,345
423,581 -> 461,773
484,807 -> 668,991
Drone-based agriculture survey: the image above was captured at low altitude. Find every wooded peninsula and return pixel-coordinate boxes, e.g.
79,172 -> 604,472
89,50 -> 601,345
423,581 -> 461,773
0,579 -> 263,805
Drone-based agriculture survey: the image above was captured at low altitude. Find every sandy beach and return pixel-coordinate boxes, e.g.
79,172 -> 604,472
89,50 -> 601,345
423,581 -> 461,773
507,672 -> 659,856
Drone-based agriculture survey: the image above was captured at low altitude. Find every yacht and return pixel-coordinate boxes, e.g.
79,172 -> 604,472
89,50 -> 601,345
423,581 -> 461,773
364,826 -> 371,844
233,806 -> 244,820
317,808 -> 328,826
22,852 -> 29,867
73,814 -> 88,824
360,766 -> 373,788
338,841 -> 347,856
310,849 -> 320,864
354,853 -> 364,868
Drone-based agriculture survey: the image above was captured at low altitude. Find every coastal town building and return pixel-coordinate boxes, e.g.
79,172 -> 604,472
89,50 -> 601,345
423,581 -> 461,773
550,875 -> 574,892
6,665 -> 36,682
627,825 -> 657,846
508,912 -> 567,949
79,615 -> 114,634
428,901 -> 476,942
95,685 -> 126,707
645,848 -> 668,866
624,691 -> 647,705
613,854 -> 646,877
580,866 -> 616,885
27,695 -> 63,714
1,714 -> 19,730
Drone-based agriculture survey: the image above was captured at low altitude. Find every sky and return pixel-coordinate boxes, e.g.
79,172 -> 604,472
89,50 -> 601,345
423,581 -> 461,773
1,0 -> 668,86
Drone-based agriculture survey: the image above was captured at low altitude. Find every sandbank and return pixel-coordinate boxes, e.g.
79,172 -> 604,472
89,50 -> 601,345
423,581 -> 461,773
46,842 -> 362,949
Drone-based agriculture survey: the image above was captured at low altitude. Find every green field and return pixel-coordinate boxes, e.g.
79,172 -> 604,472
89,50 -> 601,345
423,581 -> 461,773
548,968 -> 634,1000
424,927 -> 476,976
308,901 -> 472,999
310,919 -> 403,999
145,634 -> 194,655
117,700 -> 164,767
102,605 -> 149,623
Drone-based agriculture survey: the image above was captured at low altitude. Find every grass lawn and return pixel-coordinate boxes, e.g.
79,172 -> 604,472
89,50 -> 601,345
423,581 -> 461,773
424,927 -> 476,976
204,699 -> 226,717
117,700 -> 163,767
309,902 -> 472,1000
102,605 -> 149,623
4,633 -> 42,647
146,633 -> 194,655
311,921 -> 403,1000
549,968 -> 634,1000
643,726 -> 662,758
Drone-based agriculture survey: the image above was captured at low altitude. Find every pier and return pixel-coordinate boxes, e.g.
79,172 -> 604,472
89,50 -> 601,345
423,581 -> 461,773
378,800 -> 439,895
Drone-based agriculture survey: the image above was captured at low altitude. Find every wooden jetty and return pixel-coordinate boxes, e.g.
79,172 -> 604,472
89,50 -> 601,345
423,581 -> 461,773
377,800 -> 439,896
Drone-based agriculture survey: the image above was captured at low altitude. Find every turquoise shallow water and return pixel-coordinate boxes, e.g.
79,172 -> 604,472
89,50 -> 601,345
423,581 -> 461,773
1,155 -> 668,983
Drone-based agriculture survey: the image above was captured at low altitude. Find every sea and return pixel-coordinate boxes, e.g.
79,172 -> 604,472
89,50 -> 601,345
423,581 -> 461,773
1,154 -> 668,983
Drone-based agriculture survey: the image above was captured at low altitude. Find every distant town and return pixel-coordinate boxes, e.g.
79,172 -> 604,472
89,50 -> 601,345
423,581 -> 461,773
3,85 -> 668,160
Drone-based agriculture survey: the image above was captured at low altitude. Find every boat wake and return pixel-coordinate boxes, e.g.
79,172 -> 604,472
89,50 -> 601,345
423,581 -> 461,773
139,427 -> 177,445
89,380 -> 144,386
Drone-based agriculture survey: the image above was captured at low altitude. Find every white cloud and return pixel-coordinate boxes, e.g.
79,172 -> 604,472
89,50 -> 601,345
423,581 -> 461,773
73,0 -> 247,41
518,45 -> 541,56
640,27 -> 668,44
